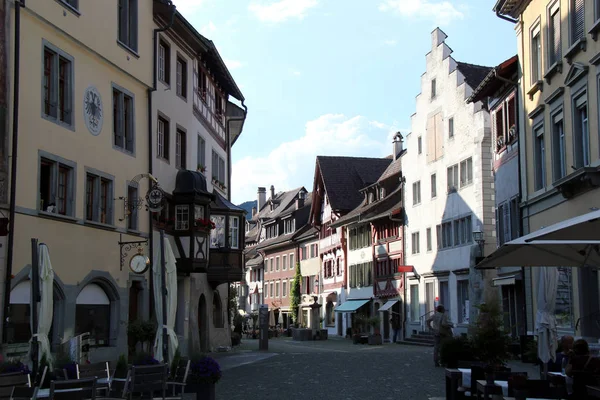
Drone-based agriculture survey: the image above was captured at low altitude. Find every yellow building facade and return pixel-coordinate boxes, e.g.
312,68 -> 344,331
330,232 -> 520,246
496,0 -> 600,338
3,0 -> 154,360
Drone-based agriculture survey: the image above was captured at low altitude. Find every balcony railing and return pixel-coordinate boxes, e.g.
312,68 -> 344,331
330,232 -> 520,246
319,233 -> 339,250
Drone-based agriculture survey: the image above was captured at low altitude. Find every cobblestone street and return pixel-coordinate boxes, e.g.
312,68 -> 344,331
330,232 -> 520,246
213,338 -> 445,400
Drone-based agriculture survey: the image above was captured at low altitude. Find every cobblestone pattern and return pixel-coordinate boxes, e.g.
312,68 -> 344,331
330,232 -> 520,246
214,338 -> 446,400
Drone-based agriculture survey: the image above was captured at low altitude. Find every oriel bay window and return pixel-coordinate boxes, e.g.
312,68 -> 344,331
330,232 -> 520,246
349,262 -> 373,288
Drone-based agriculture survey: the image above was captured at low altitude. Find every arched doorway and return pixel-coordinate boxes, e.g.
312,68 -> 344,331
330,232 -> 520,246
198,295 -> 208,353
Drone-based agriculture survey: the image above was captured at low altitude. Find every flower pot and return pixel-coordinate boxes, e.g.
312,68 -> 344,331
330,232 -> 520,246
186,383 -> 215,400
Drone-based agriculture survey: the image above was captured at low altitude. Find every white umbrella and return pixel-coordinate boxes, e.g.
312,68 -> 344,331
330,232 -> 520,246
476,239 -> 600,269
524,209 -> 600,242
153,237 -> 178,363
535,267 -> 559,375
30,244 -> 54,368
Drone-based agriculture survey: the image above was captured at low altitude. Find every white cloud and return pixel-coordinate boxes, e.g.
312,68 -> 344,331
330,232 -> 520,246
173,0 -> 207,17
200,21 -> 217,36
249,0 -> 318,23
231,114 -> 400,203
379,0 -> 464,25
224,59 -> 244,70
384,39 -> 397,46
289,69 -> 302,76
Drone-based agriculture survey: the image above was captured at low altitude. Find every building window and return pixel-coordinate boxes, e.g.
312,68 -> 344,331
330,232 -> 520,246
213,293 -> 223,328
157,116 -> 169,161
275,282 -> 279,297
349,225 -> 372,250
210,215 -> 226,248
197,136 -> 206,170
127,185 -> 138,231
534,124 -> 546,191
531,23 -> 542,83
459,157 -> 473,187
175,205 -> 189,231
275,257 -> 280,271
42,44 -> 74,127
556,267 -> 574,328
596,0 -> 600,21
39,156 -> 75,216
270,282 -> 273,297
417,136 -> 422,154
118,0 -> 138,51
75,284 -> 111,347
176,128 -> 186,169
431,78 -> 436,98
548,2 -> 561,66
282,281 -> 287,297
571,0 -> 585,44
85,172 -> 113,224
447,164 -> 458,193
282,255 -> 287,271
113,87 -> 134,153
552,109 -> 566,181
215,92 -> 224,120
411,232 -> 420,254
497,199 -> 520,246
60,0 -> 78,9
430,173 -> 437,198
284,219 -> 295,234
572,93 -> 589,169
158,39 -> 170,85
448,117 -> 454,138
229,216 -> 239,249
211,150 -> 226,185
457,279 -> 469,323
410,285 -> 419,321
176,56 -> 187,98
412,181 -> 421,205
290,253 -> 295,268
349,262 -> 372,288
426,227 -> 432,251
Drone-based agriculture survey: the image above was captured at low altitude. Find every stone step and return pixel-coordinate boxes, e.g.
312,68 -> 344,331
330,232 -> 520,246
396,339 -> 434,347
412,334 -> 435,340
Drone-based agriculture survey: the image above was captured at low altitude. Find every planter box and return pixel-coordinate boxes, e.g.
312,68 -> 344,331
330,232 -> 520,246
292,328 -> 312,341
368,335 -> 383,345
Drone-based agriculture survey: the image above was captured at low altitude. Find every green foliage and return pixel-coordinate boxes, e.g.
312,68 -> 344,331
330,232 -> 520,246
470,300 -> 512,367
228,285 -> 238,324
353,314 -> 368,333
290,262 -> 302,324
368,316 -> 381,328
440,336 -> 475,367
115,354 -> 128,378
127,319 -> 156,352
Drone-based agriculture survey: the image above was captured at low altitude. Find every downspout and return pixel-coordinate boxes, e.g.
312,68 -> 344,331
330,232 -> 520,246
148,1 -> 176,319
226,102 -> 247,202
4,0 -> 23,344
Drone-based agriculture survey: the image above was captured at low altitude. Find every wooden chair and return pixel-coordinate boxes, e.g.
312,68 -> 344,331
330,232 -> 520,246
49,378 -> 97,400
76,363 -> 110,395
10,387 -> 37,400
0,374 -> 31,400
166,360 -> 190,397
127,364 -> 177,400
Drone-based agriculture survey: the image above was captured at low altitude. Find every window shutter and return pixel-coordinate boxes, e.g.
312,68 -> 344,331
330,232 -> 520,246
503,204 -> 511,242
434,112 -> 444,159
551,6 -> 561,61
573,0 -> 585,42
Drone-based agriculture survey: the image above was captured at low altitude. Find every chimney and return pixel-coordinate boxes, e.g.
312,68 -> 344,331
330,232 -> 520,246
270,185 -> 275,200
251,207 -> 257,217
393,132 -> 404,160
257,187 -> 266,212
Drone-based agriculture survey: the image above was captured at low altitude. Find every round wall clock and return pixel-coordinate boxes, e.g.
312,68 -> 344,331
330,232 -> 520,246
83,85 -> 103,136
129,250 -> 149,274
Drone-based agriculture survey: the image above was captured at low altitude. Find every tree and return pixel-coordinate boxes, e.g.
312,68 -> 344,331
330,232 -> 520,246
228,284 -> 239,325
290,262 -> 302,324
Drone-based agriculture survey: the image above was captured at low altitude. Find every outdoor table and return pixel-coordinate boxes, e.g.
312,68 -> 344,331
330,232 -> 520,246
36,387 -> 82,398
445,368 -> 462,400
476,379 -> 507,399
587,385 -> 600,398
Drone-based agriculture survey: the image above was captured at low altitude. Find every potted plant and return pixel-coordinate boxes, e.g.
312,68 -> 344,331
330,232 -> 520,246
367,316 -> 382,345
114,354 -> 128,379
185,354 -> 222,400
439,335 -> 474,368
471,300 -> 512,375
197,164 -> 206,173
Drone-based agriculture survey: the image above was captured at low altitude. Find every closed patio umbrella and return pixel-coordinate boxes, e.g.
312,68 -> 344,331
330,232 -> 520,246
535,267 -> 559,377
29,243 -> 54,368
153,236 -> 178,363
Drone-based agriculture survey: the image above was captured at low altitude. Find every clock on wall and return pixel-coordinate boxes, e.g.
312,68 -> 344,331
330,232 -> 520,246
129,248 -> 149,274
83,85 -> 103,136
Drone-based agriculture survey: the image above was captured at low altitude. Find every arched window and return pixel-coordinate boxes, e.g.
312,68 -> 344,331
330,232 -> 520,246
212,292 -> 223,328
76,283 -> 111,347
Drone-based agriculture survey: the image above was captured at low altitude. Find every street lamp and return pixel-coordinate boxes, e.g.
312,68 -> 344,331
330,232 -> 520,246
172,170 -> 214,274
473,229 -> 485,256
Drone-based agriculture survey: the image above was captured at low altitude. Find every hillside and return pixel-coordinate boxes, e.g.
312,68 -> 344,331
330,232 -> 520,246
238,200 -> 257,221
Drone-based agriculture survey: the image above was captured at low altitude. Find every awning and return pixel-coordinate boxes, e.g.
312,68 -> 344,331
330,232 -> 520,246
378,300 -> 398,312
334,299 -> 370,313
524,209 -> 600,242
492,275 -> 517,287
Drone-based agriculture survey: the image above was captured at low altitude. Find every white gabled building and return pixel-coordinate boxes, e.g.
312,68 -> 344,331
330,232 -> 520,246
403,28 -> 496,337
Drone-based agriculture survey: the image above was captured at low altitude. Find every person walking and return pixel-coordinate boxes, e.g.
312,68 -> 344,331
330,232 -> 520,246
426,305 -> 454,367
390,314 -> 401,343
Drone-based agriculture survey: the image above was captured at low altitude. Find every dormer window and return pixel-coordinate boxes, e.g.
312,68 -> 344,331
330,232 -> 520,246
368,192 -> 374,204
379,187 -> 385,199
284,218 -> 295,234
299,191 -> 305,200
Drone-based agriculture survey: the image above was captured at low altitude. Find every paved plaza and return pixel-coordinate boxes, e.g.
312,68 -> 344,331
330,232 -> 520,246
212,338 -> 446,400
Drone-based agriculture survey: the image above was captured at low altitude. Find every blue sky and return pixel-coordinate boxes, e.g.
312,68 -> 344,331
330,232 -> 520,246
174,0 -> 517,204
